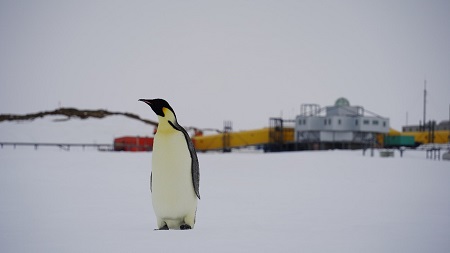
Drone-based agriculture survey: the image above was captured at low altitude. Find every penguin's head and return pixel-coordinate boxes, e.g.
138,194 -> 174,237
139,98 -> 177,123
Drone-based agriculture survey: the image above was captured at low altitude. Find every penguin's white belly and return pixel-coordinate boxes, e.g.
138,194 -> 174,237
151,131 -> 197,224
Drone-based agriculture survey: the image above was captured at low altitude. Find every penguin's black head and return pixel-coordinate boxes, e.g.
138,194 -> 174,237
139,98 -> 176,118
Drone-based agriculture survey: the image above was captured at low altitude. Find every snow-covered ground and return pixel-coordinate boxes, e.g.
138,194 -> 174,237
1,146 -> 449,253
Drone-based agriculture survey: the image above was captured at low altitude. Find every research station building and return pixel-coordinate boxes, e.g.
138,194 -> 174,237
295,98 -> 389,149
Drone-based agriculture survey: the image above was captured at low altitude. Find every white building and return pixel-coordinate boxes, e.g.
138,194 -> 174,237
295,98 -> 389,148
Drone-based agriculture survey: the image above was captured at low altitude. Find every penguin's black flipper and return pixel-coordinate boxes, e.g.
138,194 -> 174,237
168,121 -> 200,200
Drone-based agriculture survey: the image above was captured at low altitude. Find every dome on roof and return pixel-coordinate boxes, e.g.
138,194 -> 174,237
335,97 -> 350,106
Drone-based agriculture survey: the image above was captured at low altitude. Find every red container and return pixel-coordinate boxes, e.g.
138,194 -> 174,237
114,136 -> 154,151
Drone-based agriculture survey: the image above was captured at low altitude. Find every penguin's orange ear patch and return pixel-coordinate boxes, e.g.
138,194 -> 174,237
162,107 -> 169,117
162,107 -> 175,120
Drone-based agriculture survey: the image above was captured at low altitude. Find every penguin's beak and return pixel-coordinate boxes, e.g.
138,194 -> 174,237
139,99 -> 152,105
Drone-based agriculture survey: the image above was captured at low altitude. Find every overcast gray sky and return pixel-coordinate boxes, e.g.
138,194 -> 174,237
1,0 -> 449,131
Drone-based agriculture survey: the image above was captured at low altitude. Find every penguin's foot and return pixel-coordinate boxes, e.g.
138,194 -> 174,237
180,224 -> 192,230
155,224 -> 169,231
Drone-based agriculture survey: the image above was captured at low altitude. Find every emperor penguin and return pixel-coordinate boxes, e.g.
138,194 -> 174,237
139,98 -> 200,230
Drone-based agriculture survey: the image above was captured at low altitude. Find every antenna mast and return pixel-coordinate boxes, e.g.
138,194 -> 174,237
423,80 -> 427,127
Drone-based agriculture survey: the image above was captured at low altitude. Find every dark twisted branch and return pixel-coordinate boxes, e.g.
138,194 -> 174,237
0,107 -> 158,126
0,108 -> 222,133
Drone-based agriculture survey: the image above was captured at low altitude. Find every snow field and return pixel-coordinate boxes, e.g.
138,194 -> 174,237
0,148 -> 449,253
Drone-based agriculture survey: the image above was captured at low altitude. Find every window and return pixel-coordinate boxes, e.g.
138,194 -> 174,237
372,120 -> 379,125
383,121 -> 386,127
338,119 -> 341,125
355,120 -> 359,125
324,119 -> 327,125
363,120 -> 369,125
298,119 -> 307,125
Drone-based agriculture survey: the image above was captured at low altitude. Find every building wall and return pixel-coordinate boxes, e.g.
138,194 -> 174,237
357,116 -> 389,133
295,105 -> 389,143
320,131 -> 354,142
402,121 -> 450,132
296,115 -> 389,134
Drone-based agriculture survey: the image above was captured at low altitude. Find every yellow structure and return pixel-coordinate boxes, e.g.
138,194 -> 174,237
386,128 -> 449,145
401,130 -> 450,144
192,127 -> 449,152
193,128 -> 294,152
388,128 -> 402,136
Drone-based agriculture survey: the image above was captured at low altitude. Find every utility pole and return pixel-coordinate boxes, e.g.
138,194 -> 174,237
406,111 -> 408,126
423,80 -> 427,131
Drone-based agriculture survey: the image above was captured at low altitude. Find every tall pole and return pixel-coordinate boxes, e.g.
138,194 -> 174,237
423,80 -> 427,131
406,111 -> 408,126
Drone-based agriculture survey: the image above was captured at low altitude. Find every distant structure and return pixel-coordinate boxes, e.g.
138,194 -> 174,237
294,97 -> 389,149
398,85 -> 450,146
402,120 -> 450,132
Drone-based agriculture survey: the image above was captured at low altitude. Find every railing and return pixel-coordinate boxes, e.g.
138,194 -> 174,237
0,142 -> 113,151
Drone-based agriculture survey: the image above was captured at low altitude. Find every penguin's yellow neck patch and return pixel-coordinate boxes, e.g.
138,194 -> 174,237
162,108 -> 176,121
157,107 -> 177,133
